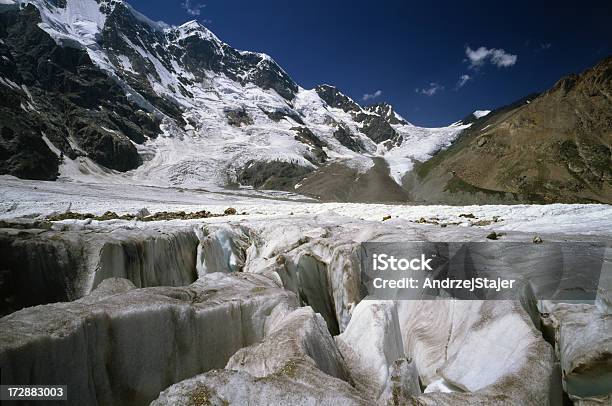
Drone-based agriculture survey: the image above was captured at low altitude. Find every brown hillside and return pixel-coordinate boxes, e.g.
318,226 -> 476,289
410,57 -> 612,204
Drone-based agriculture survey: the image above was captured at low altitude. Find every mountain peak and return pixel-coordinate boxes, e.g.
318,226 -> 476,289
365,102 -> 410,126
315,85 -> 361,113
179,19 -> 202,29
173,19 -> 221,43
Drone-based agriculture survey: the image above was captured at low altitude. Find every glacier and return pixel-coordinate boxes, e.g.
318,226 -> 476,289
1,189 -> 611,404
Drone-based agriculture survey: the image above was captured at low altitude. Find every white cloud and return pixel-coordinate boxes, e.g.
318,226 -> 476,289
456,74 -> 471,88
466,46 -> 517,68
182,0 -> 206,16
465,46 -> 490,67
415,82 -> 444,96
362,90 -> 382,101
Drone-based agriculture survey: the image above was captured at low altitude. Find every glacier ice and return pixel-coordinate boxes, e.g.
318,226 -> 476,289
336,300 -> 421,403
226,306 -> 350,381
153,305 -> 364,405
0,222 -> 200,314
544,302 -> 612,403
0,273 -> 298,405
0,199 -> 610,404
398,300 -> 559,405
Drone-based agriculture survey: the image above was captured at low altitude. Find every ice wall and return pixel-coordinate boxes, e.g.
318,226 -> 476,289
153,306 -> 365,405
195,224 -> 250,275
0,274 -> 298,405
0,228 -> 85,315
0,223 -> 200,315
92,227 -> 199,288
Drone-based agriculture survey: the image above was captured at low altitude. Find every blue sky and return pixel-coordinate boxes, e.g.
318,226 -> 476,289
129,0 -> 611,127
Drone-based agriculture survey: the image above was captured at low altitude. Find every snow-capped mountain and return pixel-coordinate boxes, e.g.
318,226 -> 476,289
0,0 -> 470,197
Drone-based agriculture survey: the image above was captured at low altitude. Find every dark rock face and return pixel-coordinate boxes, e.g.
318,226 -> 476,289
292,126 -> 328,164
0,119 -> 59,181
263,108 -> 304,125
226,108 -> 254,127
365,103 -> 408,125
101,3 -> 185,121
0,5 -> 159,178
333,126 -> 365,152
315,85 -> 402,146
354,112 -> 402,146
77,125 -> 142,171
236,160 -> 313,190
165,22 -> 298,101
243,56 -> 298,101
315,85 -> 361,113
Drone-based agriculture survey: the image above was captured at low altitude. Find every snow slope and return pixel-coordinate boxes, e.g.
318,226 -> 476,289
383,122 -> 470,184
19,0 -> 110,46
472,110 -> 491,119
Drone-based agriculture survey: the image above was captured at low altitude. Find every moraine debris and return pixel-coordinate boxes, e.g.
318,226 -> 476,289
414,217 -> 442,225
47,209 -> 245,222
136,207 -> 151,218
486,231 -> 504,240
